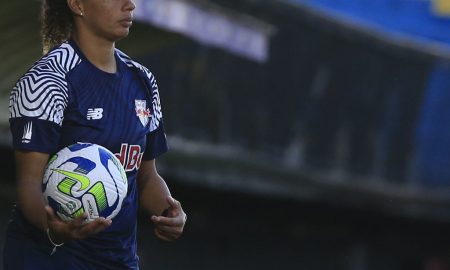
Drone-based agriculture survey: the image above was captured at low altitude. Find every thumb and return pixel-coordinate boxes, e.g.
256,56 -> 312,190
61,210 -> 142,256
45,206 -> 57,221
166,196 -> 180,209
165,197 -> 181,218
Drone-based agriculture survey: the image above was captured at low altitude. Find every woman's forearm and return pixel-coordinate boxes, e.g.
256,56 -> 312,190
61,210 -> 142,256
15,150 -> 50,231
17,181 -> 48,231
138,160 -> 171,216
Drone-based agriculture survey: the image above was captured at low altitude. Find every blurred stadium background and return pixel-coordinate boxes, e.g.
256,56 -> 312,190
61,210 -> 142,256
2,0 -> 450,269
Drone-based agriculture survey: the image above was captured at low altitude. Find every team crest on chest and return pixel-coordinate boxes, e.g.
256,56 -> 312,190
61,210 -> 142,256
135,100 -> 151,127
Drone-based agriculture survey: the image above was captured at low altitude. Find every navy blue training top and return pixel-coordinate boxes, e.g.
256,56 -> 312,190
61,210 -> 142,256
8,40 -> 168,269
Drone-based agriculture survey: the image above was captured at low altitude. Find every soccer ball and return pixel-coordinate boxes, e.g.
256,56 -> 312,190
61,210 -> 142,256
43,143 -> 128,222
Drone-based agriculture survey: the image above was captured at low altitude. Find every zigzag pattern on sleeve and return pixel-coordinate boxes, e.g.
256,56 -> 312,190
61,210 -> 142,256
9,42 -> 81,126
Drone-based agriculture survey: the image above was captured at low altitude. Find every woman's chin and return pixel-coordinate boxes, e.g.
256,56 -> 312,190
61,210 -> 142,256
109,30 -> 130,42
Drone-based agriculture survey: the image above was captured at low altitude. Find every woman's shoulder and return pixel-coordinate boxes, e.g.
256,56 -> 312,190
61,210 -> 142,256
115,48 -> 155,81
35,43 -> 82,76
11,42 -> 82,112
115,48 -> 139,68
18,42 -> 82,85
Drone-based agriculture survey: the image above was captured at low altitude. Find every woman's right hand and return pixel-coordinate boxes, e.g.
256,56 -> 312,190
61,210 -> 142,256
13,150 -> 111,244
45,206 -> 112,243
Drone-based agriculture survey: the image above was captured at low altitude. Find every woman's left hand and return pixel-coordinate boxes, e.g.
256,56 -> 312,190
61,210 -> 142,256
151,196 -> 187,241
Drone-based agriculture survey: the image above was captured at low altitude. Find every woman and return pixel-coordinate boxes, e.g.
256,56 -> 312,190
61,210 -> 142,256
4,0 -> 187,269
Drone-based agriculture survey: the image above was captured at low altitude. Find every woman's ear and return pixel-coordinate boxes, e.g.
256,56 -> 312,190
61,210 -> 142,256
67,0 -> 84,16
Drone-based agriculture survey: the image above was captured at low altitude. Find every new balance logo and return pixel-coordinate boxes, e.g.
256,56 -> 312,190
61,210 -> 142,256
87,108 -> 103,120
22,121 -> 32,143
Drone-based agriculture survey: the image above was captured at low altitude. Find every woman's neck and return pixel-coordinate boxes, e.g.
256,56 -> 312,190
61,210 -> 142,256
71,32 -> 117,74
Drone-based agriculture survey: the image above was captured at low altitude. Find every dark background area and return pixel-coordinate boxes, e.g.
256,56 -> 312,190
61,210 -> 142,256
138,182 -> 450,270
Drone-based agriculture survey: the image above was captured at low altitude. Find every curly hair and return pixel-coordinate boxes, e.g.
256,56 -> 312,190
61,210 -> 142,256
41,0 -> 74,54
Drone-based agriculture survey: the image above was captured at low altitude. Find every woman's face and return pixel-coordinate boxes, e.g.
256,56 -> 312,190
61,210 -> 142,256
79,0 -> 136,41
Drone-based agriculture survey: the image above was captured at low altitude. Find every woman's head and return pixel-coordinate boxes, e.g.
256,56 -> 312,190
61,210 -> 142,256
68,0 -> 136,44
41,0 -> 136,54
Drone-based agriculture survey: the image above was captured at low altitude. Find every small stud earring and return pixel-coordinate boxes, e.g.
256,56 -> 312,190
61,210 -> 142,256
80,12 -> 83,16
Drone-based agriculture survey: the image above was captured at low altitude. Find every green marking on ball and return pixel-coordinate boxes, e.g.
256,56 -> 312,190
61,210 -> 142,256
52,169 -> 91,191
71,207 -> 85,218
48,154 -> 58,166
57,177 -> 77,195
87,181 -> 108,212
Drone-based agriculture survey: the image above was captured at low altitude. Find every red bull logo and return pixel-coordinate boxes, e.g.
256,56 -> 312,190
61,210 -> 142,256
135,100 -> 151,127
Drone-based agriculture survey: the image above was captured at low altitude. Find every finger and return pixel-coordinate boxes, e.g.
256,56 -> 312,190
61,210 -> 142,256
84,218 -> 112,232
70,213 -> 89,227
153,224 -> 183,235
151,215 -> 183,226
75,218 -> 112,239
166,196 -> 182,210
167,207 -> 179,218
157,227 -> 182,240
154,228 -> 175,242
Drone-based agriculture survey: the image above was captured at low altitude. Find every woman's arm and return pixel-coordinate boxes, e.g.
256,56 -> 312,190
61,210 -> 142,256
138,159 -> 186,241
15,150 -> 51,231
15,150 -> 112,243
137,159 -> 171,215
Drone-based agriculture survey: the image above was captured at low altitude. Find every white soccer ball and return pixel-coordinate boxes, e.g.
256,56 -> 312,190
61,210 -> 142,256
43,142 -> 128,222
